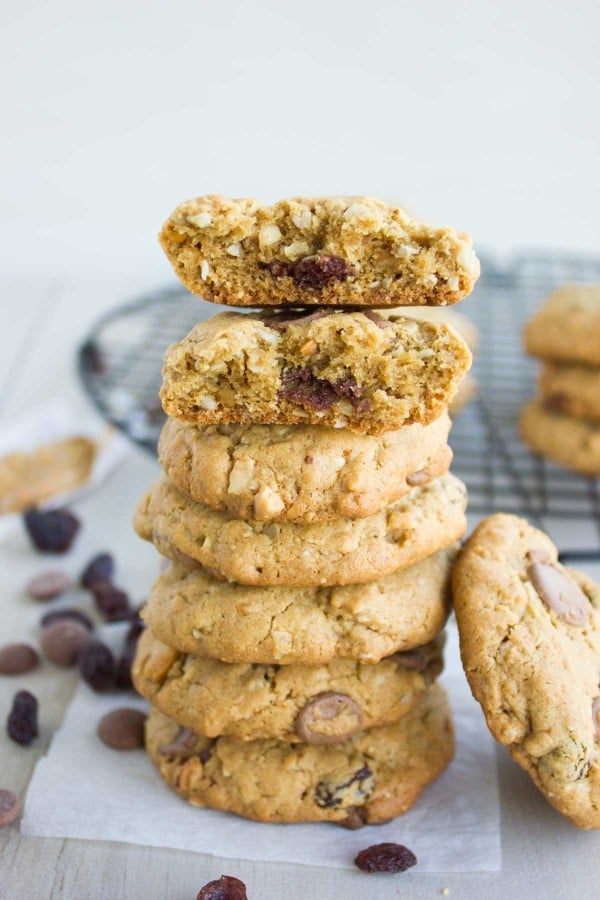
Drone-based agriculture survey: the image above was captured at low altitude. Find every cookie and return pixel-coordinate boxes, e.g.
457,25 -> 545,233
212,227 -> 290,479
157,413 -> 453,523
133,628 -> 444,743
159,195 -> 480,308
453,513 -> 600,829
524,284 -> 600,366
538,363 -> 600,422
160,310 -> 472,435
520,400 -> 600,476
133,473 -> 467,586
449,375 -> 478,415
0,436 -> 96,515
142,547 -> 454,664
145,683 -> 454,826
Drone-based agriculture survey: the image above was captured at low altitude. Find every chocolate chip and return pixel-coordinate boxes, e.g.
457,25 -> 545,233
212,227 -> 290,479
92,583 -> 131,622
41,620 -> 90,667
393,647 -> 429,671
40,608 -> 94,631
78,640 -> 117,692
260,309 -> 333,330
81,553 -> 115,588
259,259 -> 291,278
362,310 -> 392,328
292,255 -> 353,289
26,570 -> 71,601
406,470 -> 429,487
592,698 -> 600,741
528,561 -> 590,626
545,393 -> 569,412
199,747 -> 212,764
196,875 -> 248,900
97,708 -> 146,750
340,806 -> 368,829
315,765 -> 373,808
295,692 -> 363,745
0,789 -> 20,828
7,690 -> 38,745
23,507 -> 81,554
279,368 -> 369,412
527,548 -> 552,564
354,842 -> 417,873
0,643 -> 39,676
158,727 -> 198,758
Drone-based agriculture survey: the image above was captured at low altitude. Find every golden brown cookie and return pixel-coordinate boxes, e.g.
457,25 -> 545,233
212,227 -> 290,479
157,413 -> 453,523
159,194 -> 480,307
538,362 -> 600,422
520,401 -> 600,476
160,310 -> 472,435
524,284 -> 600,366
133,473 -> 468,586
145,683 -> 454,826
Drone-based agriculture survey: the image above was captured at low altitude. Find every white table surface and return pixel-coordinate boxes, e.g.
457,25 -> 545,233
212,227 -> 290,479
1,273 -> 600,900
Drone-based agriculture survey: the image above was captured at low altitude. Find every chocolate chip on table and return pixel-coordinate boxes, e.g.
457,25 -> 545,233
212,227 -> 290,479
41,620 -> 90,667
196,875 -> 248,900
528,561 -> 590,626
295,691 -> 363,745
97,708 -> 147,750
279,368 -> 369,412
26,570 -> 71,601
7,690 -> 39,746
23,507 -> 81,554
0,643 -> 39,676
91,582 -> 131,622
40,608 -> 94,631
0,789 -> 21,828
80,552 -> 115,588
78,640 -> 117,692
354,842 -> 417,873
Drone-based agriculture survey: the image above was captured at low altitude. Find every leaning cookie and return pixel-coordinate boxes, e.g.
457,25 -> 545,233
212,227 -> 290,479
142,547 -> 455,665
146,684 -> 454,827
160,310 -> 472,435
159,194 -> 479,308
134,473 -> 468,587
538,363 -> 600,422
133,628 -> 444,743
524,284 -> 600,366
158,413 -> 452,523
453,513 -> 600,829
520,401 -> 600,476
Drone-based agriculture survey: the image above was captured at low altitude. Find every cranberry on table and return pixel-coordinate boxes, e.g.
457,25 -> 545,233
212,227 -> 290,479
0,643 -> 39,676
0,789 -> 20,828
41,620 -> 90,667
7,690 -> 39,746
23,507 -> 81,554
80,552 -> 115,588
78,640 -> 117,692
91,582 -> 131,622
26,570 -> 71,601
354,842 -> 417,873
197,875 -> 248,899
97,708 -> 147,750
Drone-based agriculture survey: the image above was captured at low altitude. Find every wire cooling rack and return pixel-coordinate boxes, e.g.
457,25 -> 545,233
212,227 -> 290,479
78,252 -> 600,559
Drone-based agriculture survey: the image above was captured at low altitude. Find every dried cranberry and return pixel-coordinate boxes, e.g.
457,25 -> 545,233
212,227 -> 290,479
7,690 -> 39,746
78,640 -> 117,692
354,842 -> 417,873
23,508 -> 80,554
40,608 -> 94,631
196,875 -> 248,900
80,553 -> 115,588
92,583 -> 131,622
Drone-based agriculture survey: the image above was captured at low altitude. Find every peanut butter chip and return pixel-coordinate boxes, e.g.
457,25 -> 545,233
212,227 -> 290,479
528,562 -> 590,626
592,698 -> 600,741
295,691 -> 363,745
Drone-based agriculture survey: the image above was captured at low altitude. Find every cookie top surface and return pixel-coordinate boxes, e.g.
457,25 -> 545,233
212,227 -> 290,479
159,310 -> 471,435
383,305 -> 479,352
524,284 -> 600,366
452,513 -> 600,828
133,472 -> 467,586
159,194 -> 479,308
133,627 -> 444,743
157,412 -> 452,523
142,546 -> 454,664
145,683 -> 454,826
520,400 -> 600,476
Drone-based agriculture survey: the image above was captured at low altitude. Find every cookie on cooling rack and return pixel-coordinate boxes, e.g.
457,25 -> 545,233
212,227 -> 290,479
524,284 -> 600,366
520,401 -> 600,476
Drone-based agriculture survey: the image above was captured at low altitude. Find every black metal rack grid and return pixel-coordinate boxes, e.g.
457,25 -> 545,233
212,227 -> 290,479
78,252 -> 600,560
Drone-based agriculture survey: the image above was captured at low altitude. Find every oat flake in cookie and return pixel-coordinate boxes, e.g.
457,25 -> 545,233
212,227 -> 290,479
159,195 -> 479,308
452,513 -> 600,829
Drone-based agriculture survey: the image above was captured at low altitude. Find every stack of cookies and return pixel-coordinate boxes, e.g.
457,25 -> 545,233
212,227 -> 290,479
521,284 -> 600,476
132,195 -> 480,826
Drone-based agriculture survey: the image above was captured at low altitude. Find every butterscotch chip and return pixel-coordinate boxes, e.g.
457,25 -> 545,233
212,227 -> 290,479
141,547 -> 454,665
524,284 -> 600,366
145,685 -> 454,826
132,628 -> 444,742
158,413 -> 453,523
159,310 -> 471,435
520,401 -> 600,475
134,473 -> 467,587
453,514 -> 600,829
159,195 -> 479,308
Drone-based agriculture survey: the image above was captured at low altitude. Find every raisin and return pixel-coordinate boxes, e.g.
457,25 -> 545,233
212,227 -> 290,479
315,765 -> 373,808
92,583 -> 131,622
81,553 -> 115,588
354,842 -> 417,873
290,255 -> 353,289
115,641 -> 136,690
7,690 -> 39,746
196,875 -> 248,900
23,508 -> 80,554
40,608 -> 94,631
78,640 -> 117,692
124,610 -> 146,646
279,368 -> 369,412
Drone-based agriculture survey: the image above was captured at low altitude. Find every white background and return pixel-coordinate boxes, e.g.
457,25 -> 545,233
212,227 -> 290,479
1,0 -> 599,288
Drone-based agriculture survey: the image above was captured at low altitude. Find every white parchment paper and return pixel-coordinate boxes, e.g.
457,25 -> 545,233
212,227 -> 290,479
21,625 -> 501,872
